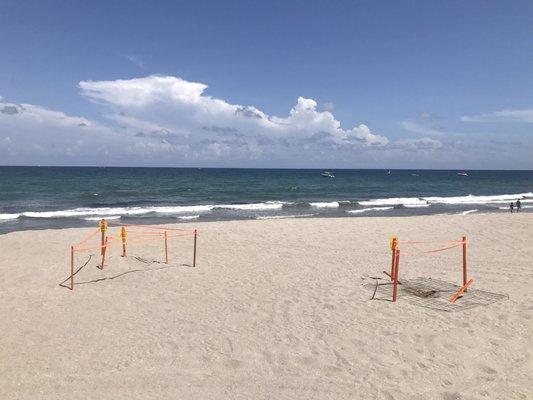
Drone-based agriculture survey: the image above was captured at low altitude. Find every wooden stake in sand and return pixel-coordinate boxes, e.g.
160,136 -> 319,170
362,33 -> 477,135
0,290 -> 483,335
70,246 -> 75,291
193,229 -> 198,267
164,231 -> 169,264
390,237 -> 398,282
462,236 -> 468,292
392,250 -> 401,302
99,237 -> 108,269
120,227 -> 127,257
99,219 -> 107,256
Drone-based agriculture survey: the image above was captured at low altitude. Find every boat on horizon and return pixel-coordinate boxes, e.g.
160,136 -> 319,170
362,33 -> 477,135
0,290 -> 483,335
457,172 -> 469,176
321,171 -> 335,178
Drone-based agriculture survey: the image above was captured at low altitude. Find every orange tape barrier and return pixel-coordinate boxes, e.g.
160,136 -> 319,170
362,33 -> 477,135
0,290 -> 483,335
400,242 -> 464,257
66,219 -> 199,291
73,228 -> 100,247
384,236 -> 472,303
401,240 -> 466,245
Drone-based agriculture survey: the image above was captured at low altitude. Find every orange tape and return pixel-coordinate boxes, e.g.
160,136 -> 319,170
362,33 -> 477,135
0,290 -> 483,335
73,228 -> 101,246
401,240 -> 465,245
401,242 -> 463,256
126,236 -> 166,245
73,238 -> 116,253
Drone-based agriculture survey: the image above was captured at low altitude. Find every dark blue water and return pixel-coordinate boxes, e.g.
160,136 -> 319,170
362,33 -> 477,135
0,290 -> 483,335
1,166 -> 532,233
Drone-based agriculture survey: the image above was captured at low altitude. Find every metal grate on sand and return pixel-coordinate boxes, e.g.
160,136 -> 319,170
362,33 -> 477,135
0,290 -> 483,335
365,277 -> 508,312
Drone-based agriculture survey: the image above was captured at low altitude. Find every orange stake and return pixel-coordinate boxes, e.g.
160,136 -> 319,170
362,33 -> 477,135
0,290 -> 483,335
389,237 -> 398,282
99,219 -> 107,256
450,279 -> 473,303
99,237 -> 108,269
462,236 -> 468,292
193,229 -> 197,267
392,250 -> 400,302
70,246 -> 75,290
120,227 -> 127,257
390,249 -> 397,282
164,231 -> 169,264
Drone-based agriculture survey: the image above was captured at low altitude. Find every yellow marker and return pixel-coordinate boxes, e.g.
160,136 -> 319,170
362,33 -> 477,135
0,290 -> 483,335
389,236 -> 398,250
119,227 -> 127,244
99,218 -> 108,232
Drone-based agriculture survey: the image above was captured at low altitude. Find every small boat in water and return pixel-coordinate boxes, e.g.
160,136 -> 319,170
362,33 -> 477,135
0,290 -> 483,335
321,171 -> 335,178
457,172 -> 468,177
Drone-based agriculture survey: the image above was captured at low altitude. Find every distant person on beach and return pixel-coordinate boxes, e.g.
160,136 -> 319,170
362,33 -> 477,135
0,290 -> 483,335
510,202 -> 514,213
516,200 -> 521,212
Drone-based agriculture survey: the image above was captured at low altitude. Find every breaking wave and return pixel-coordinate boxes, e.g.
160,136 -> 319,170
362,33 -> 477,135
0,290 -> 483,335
347,207 -> 394,214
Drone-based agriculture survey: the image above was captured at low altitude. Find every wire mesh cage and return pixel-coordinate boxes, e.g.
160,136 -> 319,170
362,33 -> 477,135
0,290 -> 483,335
364,277 -> 508,312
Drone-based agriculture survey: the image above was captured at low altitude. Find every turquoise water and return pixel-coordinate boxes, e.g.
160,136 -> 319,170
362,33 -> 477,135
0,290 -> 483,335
0,166 -> 532,233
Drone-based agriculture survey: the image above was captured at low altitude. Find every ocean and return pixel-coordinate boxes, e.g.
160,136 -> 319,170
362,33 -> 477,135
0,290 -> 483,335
0,166 -> 532,234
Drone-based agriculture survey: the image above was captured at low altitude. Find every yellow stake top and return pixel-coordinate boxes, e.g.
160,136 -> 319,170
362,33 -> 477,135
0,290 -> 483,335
119,226 -> 127,244
99,219 -> 108,232
390,236 -> 398,251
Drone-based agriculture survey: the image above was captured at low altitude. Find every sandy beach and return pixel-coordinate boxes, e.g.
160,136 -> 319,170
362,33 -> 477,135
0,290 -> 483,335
0,213 -> 532,400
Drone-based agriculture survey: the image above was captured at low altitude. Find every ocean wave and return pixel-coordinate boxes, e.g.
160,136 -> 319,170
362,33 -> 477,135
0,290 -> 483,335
23,207 -> 152,218
0,213 -> 20,220
309,201 -> 340,208
423,192 -> 533,205
19,201 -> 287,219
256,213 -> 315,220
214,201 -> 285,211
177,215 -> 200,220
357,192 -> 533,207
359,198 -> 427,206
460,209 -> 478,215
84,216 -> 122,221
347,207 -> 394,214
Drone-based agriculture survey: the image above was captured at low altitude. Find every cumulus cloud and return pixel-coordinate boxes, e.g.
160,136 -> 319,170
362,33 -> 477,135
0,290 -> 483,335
461,109 -> 533,123
78,75 -> 388,154
0,75 -> 390,166
0,100 -> 192,165
394,137 -> 443,151
7,74 -> 531,168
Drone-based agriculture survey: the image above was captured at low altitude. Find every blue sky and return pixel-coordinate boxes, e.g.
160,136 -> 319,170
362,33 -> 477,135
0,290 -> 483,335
1,0 -> 532,168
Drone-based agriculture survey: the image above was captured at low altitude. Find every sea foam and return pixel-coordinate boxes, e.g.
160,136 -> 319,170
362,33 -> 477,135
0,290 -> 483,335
358,198 -> 427,206
309,201 -> 340,208
347,207 -> 394,214
0,213 -> 20,220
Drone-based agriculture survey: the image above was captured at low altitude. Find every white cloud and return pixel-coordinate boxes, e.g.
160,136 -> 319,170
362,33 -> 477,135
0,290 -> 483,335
395,137 -> 443,151
461,109 -> 533,123
124,55 -> 146,69
1,76 -> 389,166
6,74 -> 532,168
79,75 -> 388,149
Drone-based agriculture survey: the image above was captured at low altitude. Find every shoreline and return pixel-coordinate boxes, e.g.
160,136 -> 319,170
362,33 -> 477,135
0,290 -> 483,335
1,206 -> 530,235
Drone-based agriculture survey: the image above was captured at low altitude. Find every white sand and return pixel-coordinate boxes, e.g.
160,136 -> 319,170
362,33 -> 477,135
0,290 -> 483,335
0,214 -> 532,399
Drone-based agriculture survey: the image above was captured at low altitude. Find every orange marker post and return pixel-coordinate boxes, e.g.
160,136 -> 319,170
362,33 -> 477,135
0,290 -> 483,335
164,230 -> 169,264
70,246 -> 75,290
99,219 -> 107,256
450,279 -> 473,303
462,236 -> 468,292
120,227 -> 127,257
390,237 -> 398,282
99,237 -> 108,269
193,229 -> 197,268
392,250 -> 401,302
